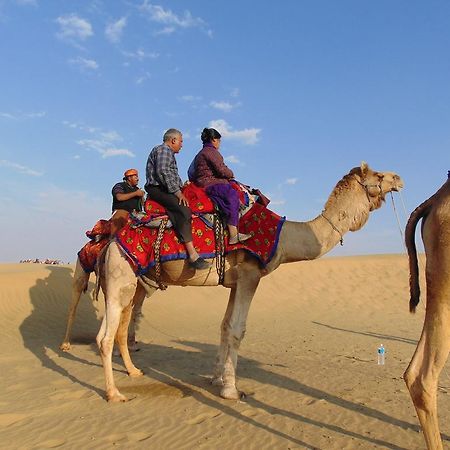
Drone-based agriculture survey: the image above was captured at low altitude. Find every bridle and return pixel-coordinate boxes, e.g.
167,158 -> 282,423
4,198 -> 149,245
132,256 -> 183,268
321,174 -> 385,246
356,177 -> 384,203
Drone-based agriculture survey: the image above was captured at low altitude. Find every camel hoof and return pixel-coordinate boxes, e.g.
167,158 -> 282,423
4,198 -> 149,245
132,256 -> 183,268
107,392 -> 128,403
211,376 -> 224,387
220,385 -> 240,400
59,342 -> 71,352
128,368 -> 144,378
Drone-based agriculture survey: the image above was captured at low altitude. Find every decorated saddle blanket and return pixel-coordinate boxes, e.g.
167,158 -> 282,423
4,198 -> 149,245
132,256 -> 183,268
116,202 -> 285,275
78,219 -> 111,273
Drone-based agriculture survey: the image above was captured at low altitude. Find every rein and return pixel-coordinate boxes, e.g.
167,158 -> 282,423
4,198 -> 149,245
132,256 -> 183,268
320,213 -> 344,246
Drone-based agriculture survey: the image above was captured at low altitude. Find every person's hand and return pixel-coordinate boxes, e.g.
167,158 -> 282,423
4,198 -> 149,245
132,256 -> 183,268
175,191 -> 189,206
135,189 -> 145,198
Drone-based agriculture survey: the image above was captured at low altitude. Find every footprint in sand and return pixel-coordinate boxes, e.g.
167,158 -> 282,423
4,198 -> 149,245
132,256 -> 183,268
32,438 -> 66,448
0,413 -> 29,427
127,432 -> 154,442
106,433 -> 127,444
239,408 -> 269,418
184,411 -> 222,425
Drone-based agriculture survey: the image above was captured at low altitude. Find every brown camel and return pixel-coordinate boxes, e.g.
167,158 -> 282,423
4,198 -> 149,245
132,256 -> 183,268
95,162 -> 403,402
404,175 -> 450,450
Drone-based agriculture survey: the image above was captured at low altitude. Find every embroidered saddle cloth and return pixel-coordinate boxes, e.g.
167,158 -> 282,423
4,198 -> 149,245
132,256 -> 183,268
117,202 -> 285,275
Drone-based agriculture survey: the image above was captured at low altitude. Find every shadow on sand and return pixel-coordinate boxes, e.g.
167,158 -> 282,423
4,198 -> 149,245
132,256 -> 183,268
19,265 -> 104,397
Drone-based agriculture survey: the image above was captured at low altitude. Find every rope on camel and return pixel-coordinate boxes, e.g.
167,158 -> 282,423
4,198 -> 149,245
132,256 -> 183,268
152,217 -> 169,290
213,212 -> 226,285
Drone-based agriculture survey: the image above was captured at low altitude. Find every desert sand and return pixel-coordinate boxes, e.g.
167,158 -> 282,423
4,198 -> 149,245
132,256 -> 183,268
0,254 -> 449,449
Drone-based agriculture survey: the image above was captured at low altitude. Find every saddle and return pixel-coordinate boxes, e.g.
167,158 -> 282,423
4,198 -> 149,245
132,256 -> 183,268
131,181 -> 255,229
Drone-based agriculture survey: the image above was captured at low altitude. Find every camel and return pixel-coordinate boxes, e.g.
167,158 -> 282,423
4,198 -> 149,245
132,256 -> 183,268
95,162 -> 403,402
404,175 -> 450,450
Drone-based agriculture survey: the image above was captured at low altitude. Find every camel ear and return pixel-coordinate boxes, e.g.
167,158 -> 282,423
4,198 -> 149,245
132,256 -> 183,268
360,161 -> 369,176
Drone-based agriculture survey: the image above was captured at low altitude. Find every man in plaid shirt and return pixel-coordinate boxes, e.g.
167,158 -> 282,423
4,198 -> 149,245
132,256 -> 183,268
145,128 -> 211,270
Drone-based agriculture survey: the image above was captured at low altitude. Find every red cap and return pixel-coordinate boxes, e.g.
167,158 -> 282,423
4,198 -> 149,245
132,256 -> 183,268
124,169 -> 138,178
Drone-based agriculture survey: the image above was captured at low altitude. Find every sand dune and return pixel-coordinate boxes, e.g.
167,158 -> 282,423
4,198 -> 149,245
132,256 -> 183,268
0,255 -> 449,449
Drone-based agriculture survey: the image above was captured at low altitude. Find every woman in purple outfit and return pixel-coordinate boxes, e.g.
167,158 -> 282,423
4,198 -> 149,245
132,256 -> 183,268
189,128 -> 251,245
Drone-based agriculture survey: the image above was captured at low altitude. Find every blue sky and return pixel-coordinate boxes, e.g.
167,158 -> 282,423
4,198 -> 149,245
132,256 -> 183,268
1,0 -> 448,262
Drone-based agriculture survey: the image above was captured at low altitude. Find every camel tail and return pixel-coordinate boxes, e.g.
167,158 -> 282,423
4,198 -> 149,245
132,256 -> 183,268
405,199 -> 431,313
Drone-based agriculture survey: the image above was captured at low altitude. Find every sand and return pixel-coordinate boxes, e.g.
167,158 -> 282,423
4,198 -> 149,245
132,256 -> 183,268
0,255 -> 449,449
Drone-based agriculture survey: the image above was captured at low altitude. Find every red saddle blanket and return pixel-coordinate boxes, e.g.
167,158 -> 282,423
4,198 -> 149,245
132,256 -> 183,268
142,181 -> 247,219
117,202 -> 285,275
77,220 -> 111,273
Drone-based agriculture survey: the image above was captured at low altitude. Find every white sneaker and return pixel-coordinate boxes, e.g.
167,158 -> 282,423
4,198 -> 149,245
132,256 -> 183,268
229,233 -> 252,245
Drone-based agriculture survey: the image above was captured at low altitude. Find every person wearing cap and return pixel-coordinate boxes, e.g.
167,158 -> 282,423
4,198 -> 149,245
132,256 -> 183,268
145,128 -> 211,271
110,169 -> 145,236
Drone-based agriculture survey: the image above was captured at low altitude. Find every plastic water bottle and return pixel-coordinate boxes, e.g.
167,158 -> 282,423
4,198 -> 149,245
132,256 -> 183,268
377,344 -> 385,365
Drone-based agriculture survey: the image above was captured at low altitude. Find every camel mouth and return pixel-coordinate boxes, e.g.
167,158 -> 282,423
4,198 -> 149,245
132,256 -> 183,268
391,176 -> 404,192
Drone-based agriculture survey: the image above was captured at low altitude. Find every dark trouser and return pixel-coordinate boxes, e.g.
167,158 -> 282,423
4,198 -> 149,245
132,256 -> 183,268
146,185 -> 192,243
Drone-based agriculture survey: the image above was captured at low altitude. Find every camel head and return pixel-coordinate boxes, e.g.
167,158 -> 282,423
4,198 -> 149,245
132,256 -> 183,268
324,162 -> 404,233
349,161 -> 403,210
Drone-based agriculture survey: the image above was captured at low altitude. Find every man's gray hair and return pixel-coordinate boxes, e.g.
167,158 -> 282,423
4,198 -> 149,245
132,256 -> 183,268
163,128 -> 182,142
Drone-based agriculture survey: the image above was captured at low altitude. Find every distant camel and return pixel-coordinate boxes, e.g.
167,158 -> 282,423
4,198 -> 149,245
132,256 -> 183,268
404,175 -> 450,450
93,162 -> 403,402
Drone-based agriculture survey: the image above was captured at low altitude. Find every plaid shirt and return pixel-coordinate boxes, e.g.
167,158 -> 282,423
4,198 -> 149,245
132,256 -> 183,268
145,143 -> 183,194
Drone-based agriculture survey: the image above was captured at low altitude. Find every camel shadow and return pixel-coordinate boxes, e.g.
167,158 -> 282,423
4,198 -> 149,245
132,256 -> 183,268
103,339 -> 425,450
19,265 -> 104,396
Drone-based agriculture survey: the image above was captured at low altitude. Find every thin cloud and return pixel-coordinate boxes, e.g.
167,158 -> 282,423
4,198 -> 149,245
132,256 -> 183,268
154,26 -> 175,36
270,199 -> 286,206
0,111 -> 46,120
101,149 -> 135,158
0,159 -> 43,176
0,112 -> 16,119
179,95 -> 202,102
210,100 -> 241,113
135,71 -> 151,84
224,155 -> 241,164
76,128 -> 135,158
139,2 -> 212,35
122,48 -> 159,61
69,56 -> 99,71
105,17 -> 127,43
55,14 -> 93,42
209,119 -> 261,145
285,177 -> 298,185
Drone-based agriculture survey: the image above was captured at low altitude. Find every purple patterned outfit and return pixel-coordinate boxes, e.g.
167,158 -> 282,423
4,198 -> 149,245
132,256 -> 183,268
189,143 -> 240,226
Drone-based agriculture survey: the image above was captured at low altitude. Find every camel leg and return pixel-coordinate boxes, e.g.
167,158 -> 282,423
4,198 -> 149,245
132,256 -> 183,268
97,244 -> 138,402
220,271 -> 260,400
127,284 -> 152,351
212,287 -> 236,386
115,297 -> 144,378
404,302 -> 450,450
60,259 -> 89,351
